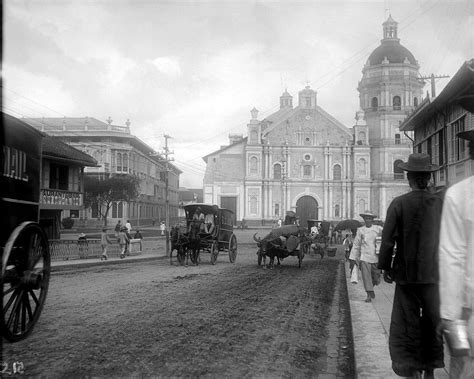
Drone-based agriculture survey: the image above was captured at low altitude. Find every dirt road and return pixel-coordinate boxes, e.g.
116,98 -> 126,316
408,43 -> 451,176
3,247 -> 354,378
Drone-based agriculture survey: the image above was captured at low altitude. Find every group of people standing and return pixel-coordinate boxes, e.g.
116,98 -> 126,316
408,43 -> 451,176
98,219 -> 143,260
347,129 -> 474,379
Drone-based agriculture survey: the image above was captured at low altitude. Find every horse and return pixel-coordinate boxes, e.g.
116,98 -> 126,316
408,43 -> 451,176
187,219 -> 202,265
170,224 -> 187,265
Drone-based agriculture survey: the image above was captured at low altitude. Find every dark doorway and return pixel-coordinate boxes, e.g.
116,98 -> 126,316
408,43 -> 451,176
220,196 -> 237,225
296,196 -> 318,227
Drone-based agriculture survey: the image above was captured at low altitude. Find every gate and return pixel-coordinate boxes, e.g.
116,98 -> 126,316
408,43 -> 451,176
296,196 -> 318,227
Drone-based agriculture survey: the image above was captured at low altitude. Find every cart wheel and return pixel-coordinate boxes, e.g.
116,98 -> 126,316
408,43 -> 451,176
177,246 -> 185,266
2,222 -> 50,342
210,241 -> 218,265
228,234 -> 237,263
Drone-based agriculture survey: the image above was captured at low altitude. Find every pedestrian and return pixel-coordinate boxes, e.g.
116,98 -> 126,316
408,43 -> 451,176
118,227 -> 130,259
152,217 -> 156,227
134,229 -> 143,251
342,233 -> 353,262
378,153 -> 444,378
277,218 -> 282,228
160,221 -> 166,236
100,228 -> 113,261
349,210 -> 383,302
114,220 -> 122,240
438,130 -> 474,378
125,219 -> 132,234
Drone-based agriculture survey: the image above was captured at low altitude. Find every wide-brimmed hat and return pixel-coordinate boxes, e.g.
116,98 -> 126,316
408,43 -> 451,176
457,130 -> 474,141
360,210 -> 377,219
397,153 -> 438,172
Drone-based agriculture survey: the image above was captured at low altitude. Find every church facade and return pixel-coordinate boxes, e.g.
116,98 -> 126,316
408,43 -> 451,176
203,16 -> 423,225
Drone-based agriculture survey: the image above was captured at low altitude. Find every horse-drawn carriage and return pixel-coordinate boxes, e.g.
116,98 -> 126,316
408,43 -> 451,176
170,203 -> 237,265
1,114 -> 51,342
306,219 -> 331,258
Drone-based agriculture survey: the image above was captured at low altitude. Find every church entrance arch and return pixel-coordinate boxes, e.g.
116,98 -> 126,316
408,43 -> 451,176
296,196 -> 318,227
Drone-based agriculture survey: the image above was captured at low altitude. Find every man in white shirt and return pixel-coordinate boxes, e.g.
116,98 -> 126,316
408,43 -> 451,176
439,129 -> 474,378
349,210 -> 383,302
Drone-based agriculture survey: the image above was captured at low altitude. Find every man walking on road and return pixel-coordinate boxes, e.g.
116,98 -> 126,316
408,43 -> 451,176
349,210 -> 383,302
439,130 -> 474,378
378,153 -> 444,378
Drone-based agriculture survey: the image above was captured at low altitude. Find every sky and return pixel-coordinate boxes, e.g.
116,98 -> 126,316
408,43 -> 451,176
3,0 -> 473,187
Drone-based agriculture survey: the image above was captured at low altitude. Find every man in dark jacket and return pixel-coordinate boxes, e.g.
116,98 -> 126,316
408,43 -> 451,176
378,153 -> 444,378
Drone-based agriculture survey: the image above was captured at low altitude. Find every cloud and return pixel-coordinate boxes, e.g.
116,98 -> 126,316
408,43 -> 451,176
149,57 -> 182,77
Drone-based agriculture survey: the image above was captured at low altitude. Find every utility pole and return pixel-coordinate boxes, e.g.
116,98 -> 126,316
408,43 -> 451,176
419,73 -> 450,98
162,134 -> 173,257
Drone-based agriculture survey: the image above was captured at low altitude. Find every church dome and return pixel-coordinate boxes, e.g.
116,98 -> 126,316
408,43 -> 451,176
367,15 -> 417,66
368,40 -> 417,65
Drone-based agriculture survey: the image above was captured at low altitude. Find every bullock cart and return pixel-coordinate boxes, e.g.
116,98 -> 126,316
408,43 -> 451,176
254,225 -> 307,268
1,114 -> 51,342
306,219 -> 332,258
180,204 -> 238,265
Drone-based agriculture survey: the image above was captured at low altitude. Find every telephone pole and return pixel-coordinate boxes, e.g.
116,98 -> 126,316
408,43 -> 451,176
420,73 -> 450,98
162,134 -> 174,257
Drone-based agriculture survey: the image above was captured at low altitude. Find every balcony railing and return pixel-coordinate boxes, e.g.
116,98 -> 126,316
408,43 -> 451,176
41,189 -> 83,209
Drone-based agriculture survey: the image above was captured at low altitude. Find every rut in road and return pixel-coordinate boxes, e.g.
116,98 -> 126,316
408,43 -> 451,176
3,254 -> 354,377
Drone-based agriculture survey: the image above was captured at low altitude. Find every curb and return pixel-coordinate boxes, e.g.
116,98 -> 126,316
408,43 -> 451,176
51,254 -> 168,272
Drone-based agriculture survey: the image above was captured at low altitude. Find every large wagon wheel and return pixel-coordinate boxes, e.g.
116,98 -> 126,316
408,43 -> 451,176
210,241 -> 219,265
228,234 -> 237,263
1,222 -> 50,342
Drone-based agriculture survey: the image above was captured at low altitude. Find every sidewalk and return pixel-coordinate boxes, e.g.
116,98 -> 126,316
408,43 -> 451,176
346,262 -> 450,378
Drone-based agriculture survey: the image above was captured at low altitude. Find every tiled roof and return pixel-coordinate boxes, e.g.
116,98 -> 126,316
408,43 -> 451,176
42,137 -> 98,167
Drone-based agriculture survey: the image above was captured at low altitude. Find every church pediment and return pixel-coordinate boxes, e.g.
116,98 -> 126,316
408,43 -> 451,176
262,106 -> 351,146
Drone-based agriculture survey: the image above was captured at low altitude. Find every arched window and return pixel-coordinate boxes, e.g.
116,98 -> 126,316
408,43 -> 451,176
394,159 -> 404,179
333,164 -> 342,180
335,204 -> 340,217
414,97 -> 418,107
371,97 -> 378,111
123,153 -> 128,173
393,96 -> 401,111
116,152 -> 122,172
273,163 -> 282,179
303,165 -> 312,177
112,201 -> 123,218
358,158 -> 367,176
249,156 -> 258,175
358,131 -> 366,144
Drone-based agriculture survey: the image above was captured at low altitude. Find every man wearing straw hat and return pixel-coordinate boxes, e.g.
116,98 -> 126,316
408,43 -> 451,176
349,209 -> 383,302
378,153 -> 444,378
438,129 -> 474,378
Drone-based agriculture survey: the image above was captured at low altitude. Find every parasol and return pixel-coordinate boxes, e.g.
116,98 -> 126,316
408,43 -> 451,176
334,219 -> 363,231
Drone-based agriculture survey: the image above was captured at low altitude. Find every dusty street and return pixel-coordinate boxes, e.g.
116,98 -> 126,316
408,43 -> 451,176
3,246 -> 354,378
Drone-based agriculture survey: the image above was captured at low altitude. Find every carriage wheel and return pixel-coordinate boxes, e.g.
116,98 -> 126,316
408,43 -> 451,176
228,234 -> 237,263
1,222 -> 51,342
210,241 -> 218,265
177,246 -> 186,266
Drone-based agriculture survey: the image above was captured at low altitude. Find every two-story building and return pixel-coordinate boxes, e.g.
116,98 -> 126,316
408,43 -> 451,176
399,59 -> 474,189
2,113 -> 98,240
24,117 -> 182,227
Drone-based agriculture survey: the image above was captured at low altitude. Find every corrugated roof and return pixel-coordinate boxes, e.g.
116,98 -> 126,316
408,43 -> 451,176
42,137 -> 98,167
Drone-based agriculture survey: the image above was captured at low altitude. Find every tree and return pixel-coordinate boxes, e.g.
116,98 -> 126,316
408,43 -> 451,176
84,174 -> 140,226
